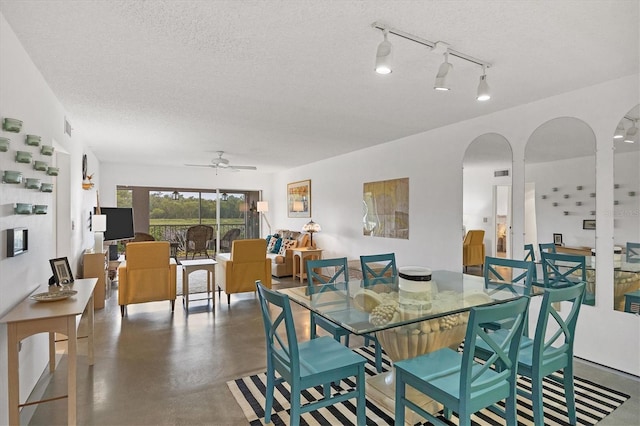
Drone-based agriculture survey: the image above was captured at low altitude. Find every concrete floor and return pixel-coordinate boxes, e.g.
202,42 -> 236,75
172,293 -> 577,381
24,270 -> 640,425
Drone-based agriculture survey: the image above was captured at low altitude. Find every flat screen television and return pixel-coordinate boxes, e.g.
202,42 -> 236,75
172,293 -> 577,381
98,207 -> 135,242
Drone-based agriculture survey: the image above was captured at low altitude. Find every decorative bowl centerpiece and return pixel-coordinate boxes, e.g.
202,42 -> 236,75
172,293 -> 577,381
40,145 -> 54,156
40,182 -> 54,192
2,117 -> 22,133
46,166 -> 59,176
15,203 -> 33,215
2,170 -> 23,184
25,135 -> 41,146
25,178 -> 41,189
0,137 -> 9,152
33,160 -> 48,171
15,151 -> 32,164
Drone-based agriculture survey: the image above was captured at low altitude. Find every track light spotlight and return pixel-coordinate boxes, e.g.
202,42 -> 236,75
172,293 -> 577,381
476,66 -> 491,101
624,121 -> 638,143
372,22 -> 492,100
613,122 -> 625,139
375,30 -> 393,74
434,52 -> 453,91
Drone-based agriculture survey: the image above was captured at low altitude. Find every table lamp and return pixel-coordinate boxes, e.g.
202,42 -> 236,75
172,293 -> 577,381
256,201 -> 271,235
92,214 -> 107,253
302,220 -> 321,247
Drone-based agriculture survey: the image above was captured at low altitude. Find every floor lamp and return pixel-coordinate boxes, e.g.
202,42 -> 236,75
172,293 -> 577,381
257,201 -> 271,236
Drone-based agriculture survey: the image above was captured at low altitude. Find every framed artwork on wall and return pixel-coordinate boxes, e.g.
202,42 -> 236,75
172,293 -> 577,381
583,219 -> 596,230
287,179 -> 311,218
363,177 -> 409,239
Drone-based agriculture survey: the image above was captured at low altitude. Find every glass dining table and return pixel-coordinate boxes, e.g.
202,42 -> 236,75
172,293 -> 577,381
277,269 -> 529,419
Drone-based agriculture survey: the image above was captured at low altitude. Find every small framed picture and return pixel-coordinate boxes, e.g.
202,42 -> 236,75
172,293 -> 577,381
553,233 -> 563,246
583,219 -> 596,230
49,257 -> 74,285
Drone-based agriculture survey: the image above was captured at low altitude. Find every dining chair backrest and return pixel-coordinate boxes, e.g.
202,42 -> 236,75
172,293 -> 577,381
538,242 -> 556,256
483,257 -> 534,337
460,297 -> 530,406
540,251 -> 586,289
256,281 -> 300,380
306,257 -> 349,293
484,257 -> 534,297
524,244 -> 536,262
532,282 -> 585,371
627,242 -> 640,263
360,253 -> 397,287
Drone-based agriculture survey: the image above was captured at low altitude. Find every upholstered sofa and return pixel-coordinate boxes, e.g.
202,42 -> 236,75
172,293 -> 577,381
265,230 -> 311,277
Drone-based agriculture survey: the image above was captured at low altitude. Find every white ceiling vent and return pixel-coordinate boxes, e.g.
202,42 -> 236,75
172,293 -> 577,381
64,117 -> 72,137
494,169 -> 510,177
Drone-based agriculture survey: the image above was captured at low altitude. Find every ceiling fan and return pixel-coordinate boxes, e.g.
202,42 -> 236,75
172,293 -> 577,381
185,151 -> 257,173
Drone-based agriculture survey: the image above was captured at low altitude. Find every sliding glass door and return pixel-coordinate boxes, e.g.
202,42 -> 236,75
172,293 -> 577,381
116,186 -> 260,257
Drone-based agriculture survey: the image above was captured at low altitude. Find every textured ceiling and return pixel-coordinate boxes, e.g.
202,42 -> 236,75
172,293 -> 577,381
1,0 -> 638,172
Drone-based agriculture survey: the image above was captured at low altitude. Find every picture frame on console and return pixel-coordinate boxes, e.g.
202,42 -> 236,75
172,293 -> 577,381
553,233 -> 563,246
287,179 -> 311,218
49,257 -> 74,285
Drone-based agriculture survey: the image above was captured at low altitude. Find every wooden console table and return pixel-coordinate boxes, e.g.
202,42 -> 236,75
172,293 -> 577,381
0,278 -> 97,425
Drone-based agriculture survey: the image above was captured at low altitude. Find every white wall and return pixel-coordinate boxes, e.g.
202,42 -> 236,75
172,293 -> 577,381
0,13 -> 97,424
527,155 -> 597,249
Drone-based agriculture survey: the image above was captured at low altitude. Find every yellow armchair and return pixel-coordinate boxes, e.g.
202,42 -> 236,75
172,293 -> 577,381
216,239 -> 272,304
463,230 -> 485,272
118,241 -> 177,316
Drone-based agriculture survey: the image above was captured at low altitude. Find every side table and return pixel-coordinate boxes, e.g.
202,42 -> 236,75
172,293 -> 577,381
292,248 -> 323,283
0,278 -> 97,425
180,259 -> 217,310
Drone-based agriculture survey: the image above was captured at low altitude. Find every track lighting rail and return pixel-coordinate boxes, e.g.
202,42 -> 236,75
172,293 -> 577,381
371,21 -> 492,69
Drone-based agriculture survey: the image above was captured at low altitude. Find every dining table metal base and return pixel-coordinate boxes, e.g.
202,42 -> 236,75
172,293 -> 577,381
367,370 -> 442,425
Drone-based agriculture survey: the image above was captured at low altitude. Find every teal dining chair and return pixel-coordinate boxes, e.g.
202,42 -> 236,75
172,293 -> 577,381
306,257 -> 353,346
483,256 -> 534,336
359,253 -> 397,372
539,251 -> 591,303
538,242 -> 556,255
306,257 -> 383,372
524,244 -> 544,287
627,242 -> 640,263
360,253 -> 397,286
394,297 -> 530,426
475,282 -> 586,426
524,244 -> 536,262
255,281 -> 367,426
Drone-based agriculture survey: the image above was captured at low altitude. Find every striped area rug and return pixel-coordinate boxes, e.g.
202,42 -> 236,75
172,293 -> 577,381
227,346 -> 630,426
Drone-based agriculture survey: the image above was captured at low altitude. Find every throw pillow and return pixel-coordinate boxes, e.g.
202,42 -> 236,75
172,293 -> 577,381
271,237 -> 283,254
278,239 -> 297,256
267,236 -> 279,253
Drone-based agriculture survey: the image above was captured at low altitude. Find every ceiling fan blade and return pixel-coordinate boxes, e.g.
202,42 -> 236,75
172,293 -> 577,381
229,165 -> 257,170
185,164 -> 216,168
